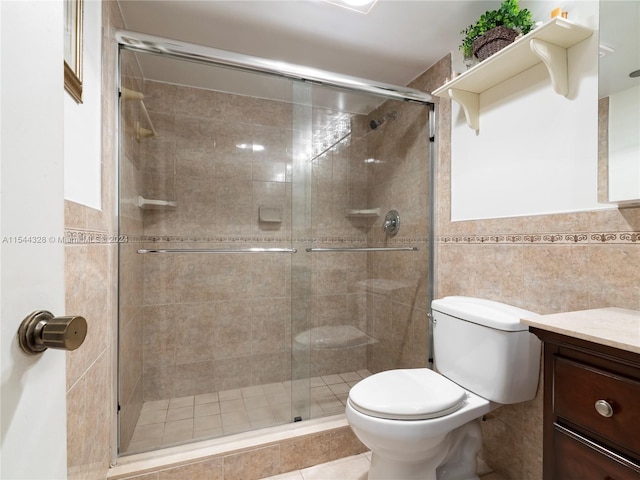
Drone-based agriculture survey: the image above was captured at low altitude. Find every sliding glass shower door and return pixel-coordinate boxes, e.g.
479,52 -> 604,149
117,41 -> 434,456
118,49 -> 312,454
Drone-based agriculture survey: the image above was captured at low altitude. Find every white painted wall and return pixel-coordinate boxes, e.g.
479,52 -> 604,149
64,0 -> 102,208
608,85 -> 640,202
450,1 -> 610,221
1,1 -> 67,478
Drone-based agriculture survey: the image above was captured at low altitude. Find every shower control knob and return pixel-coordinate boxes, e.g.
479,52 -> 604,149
382,210 -> 401,236
18,310 -> 87,355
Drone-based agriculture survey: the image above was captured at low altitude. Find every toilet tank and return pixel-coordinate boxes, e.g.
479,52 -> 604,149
431,296 -> 541,404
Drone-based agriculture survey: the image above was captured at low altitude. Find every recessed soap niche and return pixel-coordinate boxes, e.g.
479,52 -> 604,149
259,205 -> 283,223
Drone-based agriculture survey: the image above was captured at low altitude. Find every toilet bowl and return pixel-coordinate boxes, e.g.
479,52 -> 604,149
346,369 -> 494,480
345,296 -> 541,480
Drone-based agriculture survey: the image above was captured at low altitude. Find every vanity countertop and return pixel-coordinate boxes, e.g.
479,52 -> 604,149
521,307 -> 640,354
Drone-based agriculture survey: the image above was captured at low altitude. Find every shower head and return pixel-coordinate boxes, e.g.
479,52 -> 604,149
369,111 -> 397,130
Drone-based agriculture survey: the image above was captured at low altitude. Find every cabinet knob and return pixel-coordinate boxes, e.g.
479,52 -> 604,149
594,399 -> 614,418
18,310 -> 87,355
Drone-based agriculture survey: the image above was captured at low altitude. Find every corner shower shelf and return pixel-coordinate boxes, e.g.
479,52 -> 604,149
137,196 -> 177,210
121,87 -> 157,141
432,17 -> 594,130
345,208 -> 380,218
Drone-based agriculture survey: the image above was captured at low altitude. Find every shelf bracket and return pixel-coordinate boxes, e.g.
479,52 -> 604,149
448,88 -> 479,131
529,38 -> 568,96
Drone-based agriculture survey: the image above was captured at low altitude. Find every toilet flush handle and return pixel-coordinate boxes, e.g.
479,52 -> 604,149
17,310 -> 87,355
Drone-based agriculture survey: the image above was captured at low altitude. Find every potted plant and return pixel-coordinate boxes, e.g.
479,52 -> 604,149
460,0 -> 535,62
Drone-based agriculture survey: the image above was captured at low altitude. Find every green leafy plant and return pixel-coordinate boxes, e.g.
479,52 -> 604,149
460,0 -> 534,57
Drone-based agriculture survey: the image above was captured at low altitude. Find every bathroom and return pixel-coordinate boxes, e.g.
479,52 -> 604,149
1,1 -> 639,480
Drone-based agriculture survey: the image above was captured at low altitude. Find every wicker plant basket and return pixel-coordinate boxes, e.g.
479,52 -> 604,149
472,25 -> 519,61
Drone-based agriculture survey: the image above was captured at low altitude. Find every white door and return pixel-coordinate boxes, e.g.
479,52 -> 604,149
1,1 -> 68,478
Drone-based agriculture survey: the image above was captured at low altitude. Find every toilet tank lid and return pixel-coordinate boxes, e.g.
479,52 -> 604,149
431,296 -> 539,332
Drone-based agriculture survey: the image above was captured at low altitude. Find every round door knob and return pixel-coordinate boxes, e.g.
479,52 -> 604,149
18,310 -> 87,355
594,399 -> 614,418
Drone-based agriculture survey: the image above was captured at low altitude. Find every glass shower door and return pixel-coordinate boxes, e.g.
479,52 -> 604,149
118,49 -> 310,454
117,40 -> 433,457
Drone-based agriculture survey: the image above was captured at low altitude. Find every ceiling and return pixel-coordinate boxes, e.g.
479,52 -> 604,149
117,0 -> 498,90
117,1 -> 640,107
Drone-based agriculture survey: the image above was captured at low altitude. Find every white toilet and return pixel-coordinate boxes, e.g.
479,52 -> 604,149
345,296 -> 541,480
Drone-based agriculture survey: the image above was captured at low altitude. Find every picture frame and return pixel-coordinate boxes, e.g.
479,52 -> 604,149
64,0 -> 83,103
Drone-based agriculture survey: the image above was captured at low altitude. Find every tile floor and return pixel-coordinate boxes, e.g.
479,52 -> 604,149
262,453 -> 508,480
126,370 -> 371,453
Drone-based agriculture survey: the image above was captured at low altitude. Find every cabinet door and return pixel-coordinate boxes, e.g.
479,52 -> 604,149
553,426 -> 640,480
554,356 -> 640,455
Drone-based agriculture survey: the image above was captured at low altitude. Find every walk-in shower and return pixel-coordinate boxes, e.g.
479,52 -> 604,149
117,31 -> 435,456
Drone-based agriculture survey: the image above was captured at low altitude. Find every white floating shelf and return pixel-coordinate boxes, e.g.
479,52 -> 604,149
432,17 -> 594,130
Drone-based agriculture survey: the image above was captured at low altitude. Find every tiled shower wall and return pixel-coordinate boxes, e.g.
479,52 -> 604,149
306,116 -> 370,378
363,100 -> 432,373
428,54 -> 640,480
119,80 -> 410,408
137,80 -> 296,403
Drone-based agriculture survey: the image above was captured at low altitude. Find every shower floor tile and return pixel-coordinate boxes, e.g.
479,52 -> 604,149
125,369 -> 371,454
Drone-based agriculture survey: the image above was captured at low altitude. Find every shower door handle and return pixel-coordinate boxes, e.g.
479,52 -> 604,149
17,310 -> 87,355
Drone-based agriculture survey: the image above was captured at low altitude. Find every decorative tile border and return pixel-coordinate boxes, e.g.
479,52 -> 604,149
64,234 -> 400,245
142,235 -> 295,244
437,232 -> 640,245
63,229 -> 128,244
594,232 -> 640,243
65,229 -> 640,246
63,231 -> 374,246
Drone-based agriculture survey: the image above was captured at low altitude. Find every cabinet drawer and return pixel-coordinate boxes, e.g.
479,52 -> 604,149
553,425 -> 640,480
554,356 -> 640,455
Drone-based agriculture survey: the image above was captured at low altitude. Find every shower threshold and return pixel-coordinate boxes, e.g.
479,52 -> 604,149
124,369 -> 371,454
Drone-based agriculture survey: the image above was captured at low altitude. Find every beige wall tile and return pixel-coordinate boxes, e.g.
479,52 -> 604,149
251,352 -> 290,385
427,49 -> 640,480
329,427 -> 368,460
143,305 -> 177,369
480,415 -> 522,480
158,458 -> 223,480
120,474 -> 159,480
223,445 -> 280,480
435,244 -> 475,298
65,243 -> 111,388
174,302 -> 216,364
588,244 -> 640,310
589,206 -> 640,232
522,245 -> 590,313
280,432 -> 332,472
67,352 -> 112,480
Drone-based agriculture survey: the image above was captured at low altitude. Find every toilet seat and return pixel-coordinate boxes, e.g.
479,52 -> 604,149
348,368 -> 467,420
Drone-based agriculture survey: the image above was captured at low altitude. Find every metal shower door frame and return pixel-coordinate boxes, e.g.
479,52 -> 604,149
113,29 -> 438,463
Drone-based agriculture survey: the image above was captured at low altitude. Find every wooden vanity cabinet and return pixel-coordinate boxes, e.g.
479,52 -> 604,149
529,328 -> 640,480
